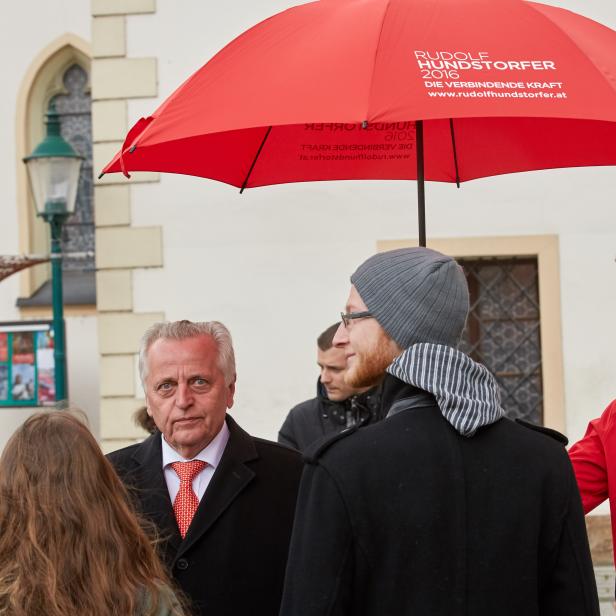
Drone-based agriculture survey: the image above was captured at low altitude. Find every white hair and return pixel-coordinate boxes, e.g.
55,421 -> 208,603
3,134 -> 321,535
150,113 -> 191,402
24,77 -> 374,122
139,320 -> 236,386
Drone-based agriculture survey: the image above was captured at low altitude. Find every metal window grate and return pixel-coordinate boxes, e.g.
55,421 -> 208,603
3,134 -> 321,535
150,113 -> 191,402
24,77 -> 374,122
52,64 -> 94,273
458,257 -> 543,424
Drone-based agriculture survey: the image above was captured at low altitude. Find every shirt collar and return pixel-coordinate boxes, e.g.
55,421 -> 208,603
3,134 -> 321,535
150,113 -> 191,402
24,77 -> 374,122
161,420 -> 230,470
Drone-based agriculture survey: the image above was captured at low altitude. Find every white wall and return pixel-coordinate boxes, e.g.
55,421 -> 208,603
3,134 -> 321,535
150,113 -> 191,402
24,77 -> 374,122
122,0 -> 616,441
0,2 -> 94,446
544,0 -> 616,445
65,316 -> 100,437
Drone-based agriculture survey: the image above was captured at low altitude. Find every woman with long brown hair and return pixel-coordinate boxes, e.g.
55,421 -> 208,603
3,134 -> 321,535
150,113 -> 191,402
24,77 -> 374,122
0,410 -> 184,616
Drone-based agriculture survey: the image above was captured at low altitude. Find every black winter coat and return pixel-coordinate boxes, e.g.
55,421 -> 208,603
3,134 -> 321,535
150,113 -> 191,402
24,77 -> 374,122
280,379 -> 599,616
278,380 -> 380,451
108,415 -> 303,616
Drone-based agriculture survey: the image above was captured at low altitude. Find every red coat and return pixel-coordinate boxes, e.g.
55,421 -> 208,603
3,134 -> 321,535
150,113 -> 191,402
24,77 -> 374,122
569,399 -> 616,565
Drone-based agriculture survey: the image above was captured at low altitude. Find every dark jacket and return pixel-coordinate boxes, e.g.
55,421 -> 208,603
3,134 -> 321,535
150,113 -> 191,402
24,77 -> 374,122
108,415 -> 303,616
278,380 -> 381,451
280,377 -> 599,616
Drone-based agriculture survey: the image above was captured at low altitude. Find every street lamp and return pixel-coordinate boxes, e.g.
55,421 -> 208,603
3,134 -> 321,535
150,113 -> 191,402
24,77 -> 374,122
23,102 -> 83,403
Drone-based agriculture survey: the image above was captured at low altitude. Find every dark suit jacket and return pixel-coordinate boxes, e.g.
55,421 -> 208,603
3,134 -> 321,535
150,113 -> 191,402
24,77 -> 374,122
108,415 -> 303,616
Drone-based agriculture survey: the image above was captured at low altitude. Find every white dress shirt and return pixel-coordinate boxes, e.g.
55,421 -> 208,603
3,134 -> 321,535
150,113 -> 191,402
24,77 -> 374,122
161,421 -> 230,504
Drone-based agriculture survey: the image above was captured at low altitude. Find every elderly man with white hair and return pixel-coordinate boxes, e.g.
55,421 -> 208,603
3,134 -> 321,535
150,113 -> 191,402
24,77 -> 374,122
109,320 -> 302,616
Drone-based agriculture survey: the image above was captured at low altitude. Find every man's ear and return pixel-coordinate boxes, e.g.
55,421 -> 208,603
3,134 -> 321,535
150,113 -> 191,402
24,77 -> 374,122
145,393 -> 154,417
226,375 -> 236,409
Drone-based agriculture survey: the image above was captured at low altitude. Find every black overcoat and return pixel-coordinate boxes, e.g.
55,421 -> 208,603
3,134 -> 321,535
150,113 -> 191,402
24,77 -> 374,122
278,380 -> 381,451
109,415 -> 302,616
280,385 -> 599,616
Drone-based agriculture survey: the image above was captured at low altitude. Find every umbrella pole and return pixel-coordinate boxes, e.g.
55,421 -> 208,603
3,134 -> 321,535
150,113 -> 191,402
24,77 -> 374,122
416,120 -> 426,247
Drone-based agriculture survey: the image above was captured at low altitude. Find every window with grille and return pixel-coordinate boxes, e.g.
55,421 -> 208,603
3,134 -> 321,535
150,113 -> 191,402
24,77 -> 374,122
51,63 -> 94,273
458,257 -> 543,424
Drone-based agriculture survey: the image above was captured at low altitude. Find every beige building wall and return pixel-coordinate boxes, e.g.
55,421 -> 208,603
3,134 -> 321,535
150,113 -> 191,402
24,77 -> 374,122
91,0 -> 163,452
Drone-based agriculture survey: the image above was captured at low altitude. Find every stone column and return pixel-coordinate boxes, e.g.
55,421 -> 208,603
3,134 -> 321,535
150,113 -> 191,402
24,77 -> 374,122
91,0 -> 164,452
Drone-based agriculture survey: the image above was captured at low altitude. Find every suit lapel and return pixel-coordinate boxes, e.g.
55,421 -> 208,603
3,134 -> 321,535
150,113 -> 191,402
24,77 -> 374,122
177,415 -> 258,558
132,434 -> 182,555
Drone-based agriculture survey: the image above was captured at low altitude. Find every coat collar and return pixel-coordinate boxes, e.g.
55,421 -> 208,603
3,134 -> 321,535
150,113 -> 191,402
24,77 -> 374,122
130,414 -> 259,560
379,373 -> 428,417
130,432 -> 182,555
317,378 -> 383,423
177,414 -> 258,558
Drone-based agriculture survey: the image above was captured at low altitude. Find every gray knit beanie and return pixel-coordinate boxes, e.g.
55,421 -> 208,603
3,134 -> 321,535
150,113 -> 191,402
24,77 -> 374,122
350,247 -> 469,349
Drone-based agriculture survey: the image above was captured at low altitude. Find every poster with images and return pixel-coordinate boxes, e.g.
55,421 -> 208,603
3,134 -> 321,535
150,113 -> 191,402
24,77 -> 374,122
37,369 -> 55,404
12,332 -> 34,364
11,363 -> 35,401
36,331 -> 55,404
0,333 -> 7,362
0,323 -> 53,407
0,366 -> 7,401
37,330 -> 53,351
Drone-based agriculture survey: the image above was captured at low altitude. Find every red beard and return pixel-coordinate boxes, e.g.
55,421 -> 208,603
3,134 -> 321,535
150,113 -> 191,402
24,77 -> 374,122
346,332 -> 399,388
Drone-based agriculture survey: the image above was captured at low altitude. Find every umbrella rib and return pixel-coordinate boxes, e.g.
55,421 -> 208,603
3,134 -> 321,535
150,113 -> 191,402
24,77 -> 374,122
365,0 -> 393,119
449,119 -> 461,188
240,126 -> 273,193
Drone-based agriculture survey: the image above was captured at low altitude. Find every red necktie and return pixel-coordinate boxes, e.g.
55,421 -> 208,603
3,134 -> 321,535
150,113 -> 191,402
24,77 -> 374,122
171,460 -> 207,538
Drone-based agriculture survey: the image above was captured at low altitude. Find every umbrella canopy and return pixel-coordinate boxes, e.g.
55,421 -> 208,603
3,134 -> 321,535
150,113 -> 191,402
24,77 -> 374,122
101,0 -> 616,242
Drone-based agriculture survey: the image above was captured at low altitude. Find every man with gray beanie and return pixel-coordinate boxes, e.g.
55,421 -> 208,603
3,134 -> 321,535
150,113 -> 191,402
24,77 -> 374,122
280,247 -> 599,616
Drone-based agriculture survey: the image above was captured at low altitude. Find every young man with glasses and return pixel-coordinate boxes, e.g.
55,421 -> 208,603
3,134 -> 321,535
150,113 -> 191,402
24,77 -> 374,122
280,247 -> 599,616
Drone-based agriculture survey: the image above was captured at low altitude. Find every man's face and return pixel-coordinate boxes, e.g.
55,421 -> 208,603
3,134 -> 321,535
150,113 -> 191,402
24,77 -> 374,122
144,335 -> 235,459
333,285 -> 401,388
318,346 -> 358,401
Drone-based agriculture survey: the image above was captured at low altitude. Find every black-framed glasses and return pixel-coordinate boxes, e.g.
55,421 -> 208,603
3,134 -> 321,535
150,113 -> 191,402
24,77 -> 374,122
340,311 -> 373,328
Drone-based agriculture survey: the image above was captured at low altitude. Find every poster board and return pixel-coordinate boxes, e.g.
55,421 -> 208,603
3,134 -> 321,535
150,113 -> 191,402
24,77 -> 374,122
0,321 -> 55,407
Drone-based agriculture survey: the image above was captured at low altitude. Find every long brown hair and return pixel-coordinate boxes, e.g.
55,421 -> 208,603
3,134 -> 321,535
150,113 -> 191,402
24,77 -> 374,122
0,410 -> 181,616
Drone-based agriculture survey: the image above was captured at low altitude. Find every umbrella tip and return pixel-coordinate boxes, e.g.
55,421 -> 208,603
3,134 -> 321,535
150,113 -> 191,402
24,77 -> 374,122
98,172 -> 105,180
361,120 -> 368,129
129,145 -> 137,153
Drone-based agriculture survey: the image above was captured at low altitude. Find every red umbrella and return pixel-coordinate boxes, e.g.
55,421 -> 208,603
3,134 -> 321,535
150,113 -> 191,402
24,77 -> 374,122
100,0 -> 616,245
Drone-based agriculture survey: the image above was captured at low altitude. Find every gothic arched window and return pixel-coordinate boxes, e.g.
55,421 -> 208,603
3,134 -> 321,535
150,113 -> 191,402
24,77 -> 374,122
17,50 -> 95,309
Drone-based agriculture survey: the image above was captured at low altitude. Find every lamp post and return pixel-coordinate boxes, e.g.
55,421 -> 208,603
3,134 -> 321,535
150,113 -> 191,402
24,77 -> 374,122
23,102 -> 83,403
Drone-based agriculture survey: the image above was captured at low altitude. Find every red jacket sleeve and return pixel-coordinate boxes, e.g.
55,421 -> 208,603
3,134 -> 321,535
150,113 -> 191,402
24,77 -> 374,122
569,404 -> 613,514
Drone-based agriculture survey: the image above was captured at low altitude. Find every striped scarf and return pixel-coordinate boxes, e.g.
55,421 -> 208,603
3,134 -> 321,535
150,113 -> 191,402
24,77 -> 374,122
386,343 -> 504,437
